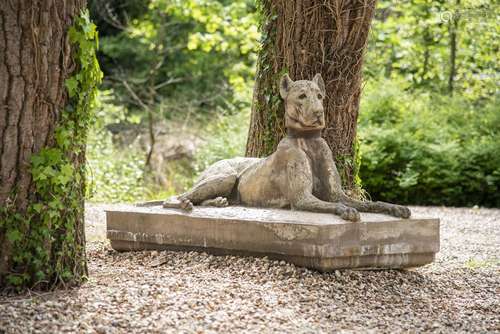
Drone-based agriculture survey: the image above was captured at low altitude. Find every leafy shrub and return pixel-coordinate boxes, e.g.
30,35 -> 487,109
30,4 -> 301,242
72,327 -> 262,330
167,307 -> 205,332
194,109 -> 250,174
87,131 -> 146,203
359,79 -> 500,207
86,91 -> 146,203
86,90 -> 251,203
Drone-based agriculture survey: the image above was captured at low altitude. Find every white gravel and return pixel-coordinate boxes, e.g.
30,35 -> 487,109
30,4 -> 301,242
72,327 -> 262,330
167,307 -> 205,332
1,204 -> 499,333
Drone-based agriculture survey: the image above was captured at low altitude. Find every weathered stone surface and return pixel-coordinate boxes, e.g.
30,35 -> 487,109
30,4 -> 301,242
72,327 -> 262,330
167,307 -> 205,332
106,205 -> 440,271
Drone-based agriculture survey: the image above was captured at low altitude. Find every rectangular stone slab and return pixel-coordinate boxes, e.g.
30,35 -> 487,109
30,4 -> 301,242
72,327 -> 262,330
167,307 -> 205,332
106,205 -> 440,271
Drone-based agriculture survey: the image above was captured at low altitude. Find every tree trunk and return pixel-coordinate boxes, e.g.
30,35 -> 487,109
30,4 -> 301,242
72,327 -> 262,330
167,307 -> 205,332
448,0 -> 460,95
246,0 -> 377,190
0,0 -> 92,289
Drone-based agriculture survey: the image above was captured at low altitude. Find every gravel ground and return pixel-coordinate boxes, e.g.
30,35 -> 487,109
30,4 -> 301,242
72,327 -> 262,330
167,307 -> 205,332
1,205 -> 499,333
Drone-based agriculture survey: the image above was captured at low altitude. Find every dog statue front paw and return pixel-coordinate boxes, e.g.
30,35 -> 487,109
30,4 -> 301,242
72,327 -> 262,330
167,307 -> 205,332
390,205 -> 411,219
340,207 -> 360,222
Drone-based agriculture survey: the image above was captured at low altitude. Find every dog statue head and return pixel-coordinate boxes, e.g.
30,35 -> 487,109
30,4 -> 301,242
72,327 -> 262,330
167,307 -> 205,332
279,73 -> 326,131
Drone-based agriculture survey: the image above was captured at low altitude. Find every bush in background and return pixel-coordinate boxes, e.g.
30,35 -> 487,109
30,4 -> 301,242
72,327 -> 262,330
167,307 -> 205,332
193,109 -> 250,174
86,91 -> 147,203
359,78 -> 500,207
86,91 -> 251,203
87,131 -> 146,203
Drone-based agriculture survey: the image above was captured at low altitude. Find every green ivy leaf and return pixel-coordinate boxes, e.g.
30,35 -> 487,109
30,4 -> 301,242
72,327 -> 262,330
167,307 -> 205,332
58,164 -> 74,185
65,77 -> 78,98
68,26 -> 80,44
32,203 -> 43,213
6,229 -> 22,242
31,154 -> 44,167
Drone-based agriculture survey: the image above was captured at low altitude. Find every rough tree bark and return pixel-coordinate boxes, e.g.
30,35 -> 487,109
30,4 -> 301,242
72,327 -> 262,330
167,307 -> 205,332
246,0 -> 377,190
0,0 -> 88,288
448,0 -> 460,95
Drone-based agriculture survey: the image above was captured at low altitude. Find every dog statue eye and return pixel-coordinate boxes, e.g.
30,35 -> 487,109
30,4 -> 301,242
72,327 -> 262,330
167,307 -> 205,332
298,93 -> 307,99
317,94 -> 323,99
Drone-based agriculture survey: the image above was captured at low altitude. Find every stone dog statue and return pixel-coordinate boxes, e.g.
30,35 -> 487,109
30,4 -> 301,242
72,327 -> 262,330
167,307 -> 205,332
159,74 -> 410,222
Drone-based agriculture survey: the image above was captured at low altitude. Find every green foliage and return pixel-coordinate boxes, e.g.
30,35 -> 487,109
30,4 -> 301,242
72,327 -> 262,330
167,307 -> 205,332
194,109 -> 250,173
366,0 -> 498,99
87,142 -> 146,203
84,0 -> 259,203
335,0 -> 498,204
85,85 -> 252,203
359,78 -> 500,207
1,10 -> 102,289
86,91 -> 146,203
93,0 -> 259,122
144,109 -> 250,200
86,92 -> 251,203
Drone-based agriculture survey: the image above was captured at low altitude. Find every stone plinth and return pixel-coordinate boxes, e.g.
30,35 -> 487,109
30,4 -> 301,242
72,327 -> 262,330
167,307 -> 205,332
106,205 -> 439,271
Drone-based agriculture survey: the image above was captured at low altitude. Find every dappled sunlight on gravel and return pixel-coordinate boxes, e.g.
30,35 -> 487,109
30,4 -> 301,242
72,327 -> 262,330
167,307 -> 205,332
1,205 -> 498,333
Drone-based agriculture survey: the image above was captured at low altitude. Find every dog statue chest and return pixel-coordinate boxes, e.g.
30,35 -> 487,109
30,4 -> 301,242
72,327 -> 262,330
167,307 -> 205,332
298,137 -> 328,178
286,136 -> 329,168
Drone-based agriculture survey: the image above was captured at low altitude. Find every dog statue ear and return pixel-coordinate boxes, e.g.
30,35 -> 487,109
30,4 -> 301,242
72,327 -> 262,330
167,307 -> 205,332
279,74 -> 293,99
313,73 -> 325,95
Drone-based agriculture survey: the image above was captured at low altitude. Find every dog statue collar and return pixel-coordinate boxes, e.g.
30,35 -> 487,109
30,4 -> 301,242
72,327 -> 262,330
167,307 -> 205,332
287,128 -> 322,139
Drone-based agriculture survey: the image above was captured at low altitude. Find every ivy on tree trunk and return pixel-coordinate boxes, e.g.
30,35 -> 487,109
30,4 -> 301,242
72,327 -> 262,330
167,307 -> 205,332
0,2 -> 102,290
